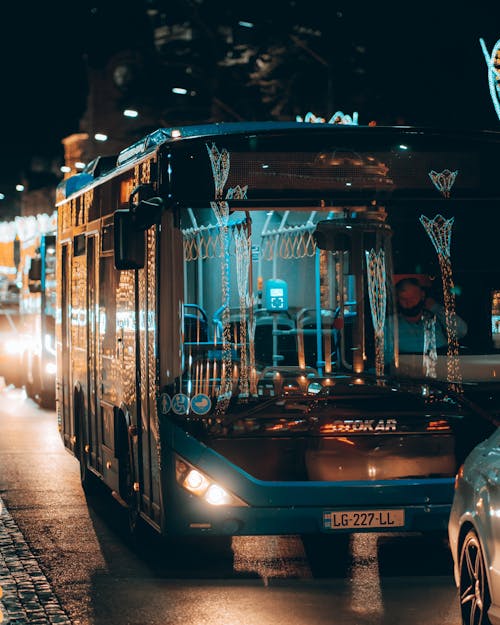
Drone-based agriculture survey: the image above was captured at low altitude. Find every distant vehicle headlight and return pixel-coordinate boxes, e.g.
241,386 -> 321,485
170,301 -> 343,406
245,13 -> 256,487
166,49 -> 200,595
44,333 -> 56,356
45,362 -> 57,375
5,338 -> 21,355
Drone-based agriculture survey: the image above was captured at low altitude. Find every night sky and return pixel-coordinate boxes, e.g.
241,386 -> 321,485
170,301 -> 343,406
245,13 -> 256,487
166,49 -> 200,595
1,2 -> 500,193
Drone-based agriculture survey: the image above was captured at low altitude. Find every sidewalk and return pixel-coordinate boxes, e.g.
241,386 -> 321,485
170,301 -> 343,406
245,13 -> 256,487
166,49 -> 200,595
0,496 -> 72,625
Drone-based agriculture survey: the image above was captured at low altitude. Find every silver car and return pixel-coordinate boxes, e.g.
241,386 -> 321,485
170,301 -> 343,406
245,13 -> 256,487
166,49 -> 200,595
449,426 -> 500,625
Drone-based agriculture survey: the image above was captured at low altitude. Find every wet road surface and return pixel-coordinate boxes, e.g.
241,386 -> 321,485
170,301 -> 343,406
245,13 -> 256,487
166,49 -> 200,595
0,387 -> 462,624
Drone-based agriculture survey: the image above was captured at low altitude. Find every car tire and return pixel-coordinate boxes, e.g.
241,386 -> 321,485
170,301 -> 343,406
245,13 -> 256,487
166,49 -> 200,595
459,528 -> 492,625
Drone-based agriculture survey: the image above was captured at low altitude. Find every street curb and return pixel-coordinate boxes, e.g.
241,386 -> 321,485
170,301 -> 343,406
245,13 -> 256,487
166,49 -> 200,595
0,496 -> 72,625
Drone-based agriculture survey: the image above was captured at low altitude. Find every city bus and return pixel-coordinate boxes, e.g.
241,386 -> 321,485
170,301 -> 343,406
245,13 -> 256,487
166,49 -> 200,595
55,122 -> 500,537
0,214 -> 56,400
17,215 -> 57,408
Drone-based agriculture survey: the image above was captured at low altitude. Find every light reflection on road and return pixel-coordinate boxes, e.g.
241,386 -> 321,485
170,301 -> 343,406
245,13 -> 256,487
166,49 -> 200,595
349,533 -> 383,617
1,385 -> 27,413
232,535 -> 312,584
231,531 -> 383,619
0,386 -> 463,625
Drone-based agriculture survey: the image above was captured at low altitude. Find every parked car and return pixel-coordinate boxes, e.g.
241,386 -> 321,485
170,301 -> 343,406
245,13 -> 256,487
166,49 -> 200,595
449,425 -> 500,625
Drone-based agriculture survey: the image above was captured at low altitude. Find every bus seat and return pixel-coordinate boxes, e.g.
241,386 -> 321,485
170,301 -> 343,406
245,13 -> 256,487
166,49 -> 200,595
254,312 -> 298,366
296,308 -> 339,369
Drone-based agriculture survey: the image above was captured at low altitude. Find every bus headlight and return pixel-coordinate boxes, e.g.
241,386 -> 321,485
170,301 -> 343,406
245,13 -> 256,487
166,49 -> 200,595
205,484 -> 231,506
175,456 -> 248,506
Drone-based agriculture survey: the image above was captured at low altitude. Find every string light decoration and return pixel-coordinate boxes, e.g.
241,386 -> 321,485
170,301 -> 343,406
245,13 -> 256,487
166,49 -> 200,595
226,185 -> 248,200
234,224 -> 251,399
207,143 -> 233,412
422,315 -> 437,378
419,214 -> 462,391
428,169 -> 458,198
296,111 -> 359,125
246,293 -> 259,396
480,38 -> 500,121
365,249 -> 387,376
207,142 -> 230,197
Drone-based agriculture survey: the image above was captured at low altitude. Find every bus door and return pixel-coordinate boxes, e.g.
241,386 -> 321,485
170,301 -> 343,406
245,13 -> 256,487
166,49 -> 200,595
137,227 -> 161,527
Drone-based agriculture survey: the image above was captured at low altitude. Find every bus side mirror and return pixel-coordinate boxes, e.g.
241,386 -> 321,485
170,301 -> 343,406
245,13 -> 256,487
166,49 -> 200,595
28,282 -> 42,293
28,256 -> 42,291
132,197 -> 163,230
28,256 -> 42,281
114,209 -> 145,270
129,185 -> 163,231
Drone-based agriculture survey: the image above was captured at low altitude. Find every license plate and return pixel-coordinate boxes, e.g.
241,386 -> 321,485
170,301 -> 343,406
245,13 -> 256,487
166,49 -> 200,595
323,509 -> 405,530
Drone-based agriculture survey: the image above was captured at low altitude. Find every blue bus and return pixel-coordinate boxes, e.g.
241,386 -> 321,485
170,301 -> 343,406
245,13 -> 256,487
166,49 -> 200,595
55,122 -> 500,536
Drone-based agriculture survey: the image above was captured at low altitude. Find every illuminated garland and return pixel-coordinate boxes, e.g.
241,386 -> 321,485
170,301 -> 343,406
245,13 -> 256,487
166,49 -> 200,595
0,212 -> 56,243
246,293 -> 259,396
420,214 -> 462,391
207,143 -> 233,412
422,315 -> 437,378
296,111 -> 359,125
428,169 -> 458,198
365,249 -> 386,376
480,38 -> 500,121
234,224 -> 251,399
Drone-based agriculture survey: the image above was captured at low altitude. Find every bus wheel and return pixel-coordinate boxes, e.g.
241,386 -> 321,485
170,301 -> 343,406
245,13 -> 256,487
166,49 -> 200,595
74,387 -> 96,494
128,487 -> 140,535
117,416 -> 140,535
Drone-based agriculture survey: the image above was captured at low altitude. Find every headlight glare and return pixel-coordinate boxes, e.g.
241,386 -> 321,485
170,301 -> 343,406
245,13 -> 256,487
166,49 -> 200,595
45,362 -> 57,375
204,484 -> 230,506
184,469 -> 209,496
175,455 -> 248,506
5,339 -> 21,355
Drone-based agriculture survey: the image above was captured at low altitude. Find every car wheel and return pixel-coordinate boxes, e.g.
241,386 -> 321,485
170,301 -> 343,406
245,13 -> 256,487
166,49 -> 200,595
459,528 -> 491,625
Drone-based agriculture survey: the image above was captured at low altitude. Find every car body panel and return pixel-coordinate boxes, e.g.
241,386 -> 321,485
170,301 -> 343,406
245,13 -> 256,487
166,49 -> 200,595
449,427 -> 500,625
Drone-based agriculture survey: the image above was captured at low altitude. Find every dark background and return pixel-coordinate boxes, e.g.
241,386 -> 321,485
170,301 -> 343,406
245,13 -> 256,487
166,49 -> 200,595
0,1 -> 499,198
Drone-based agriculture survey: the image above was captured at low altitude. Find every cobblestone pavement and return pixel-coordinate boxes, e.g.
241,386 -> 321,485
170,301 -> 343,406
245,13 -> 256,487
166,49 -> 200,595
0,496 -> 72,625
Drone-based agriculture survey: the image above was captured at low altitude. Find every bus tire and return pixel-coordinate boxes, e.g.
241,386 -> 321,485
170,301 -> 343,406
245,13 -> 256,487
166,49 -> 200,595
116,409 -> 140,535
74,386 -> 96,494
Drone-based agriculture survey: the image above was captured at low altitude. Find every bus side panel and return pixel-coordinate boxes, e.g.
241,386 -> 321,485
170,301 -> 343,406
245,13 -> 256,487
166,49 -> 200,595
138,227 -> 162,526
99,253 -> 122,488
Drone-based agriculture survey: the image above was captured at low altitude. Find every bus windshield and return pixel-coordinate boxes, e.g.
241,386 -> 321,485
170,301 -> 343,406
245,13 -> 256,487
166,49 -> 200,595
176,198 -> 498,413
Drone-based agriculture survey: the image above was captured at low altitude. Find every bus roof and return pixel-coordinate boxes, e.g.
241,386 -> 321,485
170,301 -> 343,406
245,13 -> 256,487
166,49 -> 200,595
56,122 -> 500,204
